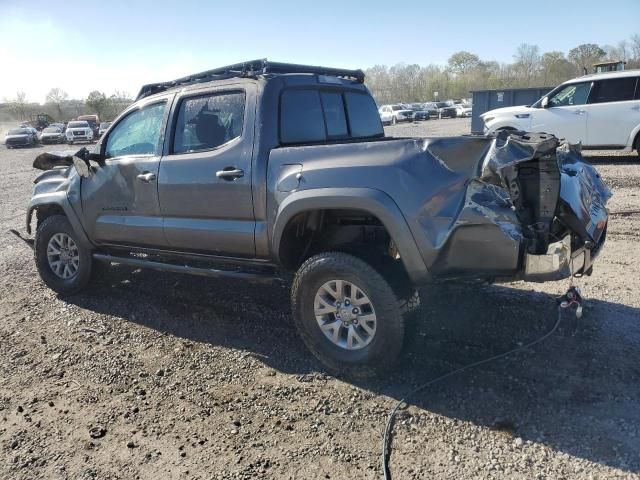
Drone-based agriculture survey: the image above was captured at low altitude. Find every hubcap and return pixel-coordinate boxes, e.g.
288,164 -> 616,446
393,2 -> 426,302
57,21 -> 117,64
47,233 -> 80,279
314,279 -> 377,350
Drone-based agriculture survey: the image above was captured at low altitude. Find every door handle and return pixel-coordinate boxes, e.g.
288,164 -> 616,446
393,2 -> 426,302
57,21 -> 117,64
136,172 -> 156,183
216,168 -> 244,180
632,105 -> 640,111
573,109 -> 586,115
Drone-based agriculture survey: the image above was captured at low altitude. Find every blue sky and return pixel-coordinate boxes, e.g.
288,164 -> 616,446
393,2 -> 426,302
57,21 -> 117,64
1,0 -> 638,102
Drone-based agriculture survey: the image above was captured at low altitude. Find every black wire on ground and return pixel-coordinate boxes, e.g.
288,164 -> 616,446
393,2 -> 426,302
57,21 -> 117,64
609,209 -> 640,217
382,306 -> 564,480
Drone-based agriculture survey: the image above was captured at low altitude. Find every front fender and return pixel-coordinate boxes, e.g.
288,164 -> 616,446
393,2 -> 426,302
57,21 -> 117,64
27,192 -> 92,248
271,187 -> 430,284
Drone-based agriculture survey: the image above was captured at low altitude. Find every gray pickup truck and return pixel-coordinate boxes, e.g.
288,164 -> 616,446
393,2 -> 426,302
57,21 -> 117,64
25,60 -> 611,376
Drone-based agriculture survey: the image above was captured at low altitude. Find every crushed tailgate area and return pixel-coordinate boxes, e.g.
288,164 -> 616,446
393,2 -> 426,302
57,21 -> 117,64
1,118 -> 639,479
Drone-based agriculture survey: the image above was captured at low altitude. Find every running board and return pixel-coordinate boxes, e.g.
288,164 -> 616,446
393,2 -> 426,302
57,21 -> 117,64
92,253 -> 283,283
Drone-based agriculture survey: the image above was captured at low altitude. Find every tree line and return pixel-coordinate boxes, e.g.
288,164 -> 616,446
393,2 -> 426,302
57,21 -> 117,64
2,36 -> 639,121
0,88 -> 133,123
365,36 -> 640,104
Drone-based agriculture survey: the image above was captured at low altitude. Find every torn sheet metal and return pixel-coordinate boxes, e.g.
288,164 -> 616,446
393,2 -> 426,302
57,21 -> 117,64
33,148 -> 92,178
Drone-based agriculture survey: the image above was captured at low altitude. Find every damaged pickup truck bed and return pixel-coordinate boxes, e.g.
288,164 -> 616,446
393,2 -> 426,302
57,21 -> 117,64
24,60 -> 611,376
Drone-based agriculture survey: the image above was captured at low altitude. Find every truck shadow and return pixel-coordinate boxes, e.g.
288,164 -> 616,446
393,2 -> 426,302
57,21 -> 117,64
68,265 -> 640,474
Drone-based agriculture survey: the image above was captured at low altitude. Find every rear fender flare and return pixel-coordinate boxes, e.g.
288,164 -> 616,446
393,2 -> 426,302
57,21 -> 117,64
271,188 -> 430,283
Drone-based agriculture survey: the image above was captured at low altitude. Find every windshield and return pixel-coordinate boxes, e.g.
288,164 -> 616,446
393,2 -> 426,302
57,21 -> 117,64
8,128 -> 29,135
68,121 -> 89,128
43,127 -> 60,133
436,102 -> 448,108
391,105 -> 404,111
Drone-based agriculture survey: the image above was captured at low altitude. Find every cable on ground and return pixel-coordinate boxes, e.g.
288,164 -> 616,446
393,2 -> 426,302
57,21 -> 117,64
382,294 -> 582,479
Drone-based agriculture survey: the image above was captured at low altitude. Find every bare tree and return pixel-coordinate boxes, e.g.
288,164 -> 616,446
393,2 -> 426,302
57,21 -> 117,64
568,43 -> 606,73
45,88 -> 69,119
540,51 -> 574,86
10,91 -> 29,120
447,51 -> 481,76
513,44 -> 541,86
85,91 -> 109,118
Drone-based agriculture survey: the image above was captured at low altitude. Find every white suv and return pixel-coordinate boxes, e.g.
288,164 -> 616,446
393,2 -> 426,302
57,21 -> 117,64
378,104 -> 414,125
481,70 -> 640,155
65,120 -> 94,144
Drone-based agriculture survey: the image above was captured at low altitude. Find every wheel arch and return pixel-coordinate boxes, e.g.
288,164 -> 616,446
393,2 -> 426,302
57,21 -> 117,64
631,124 -> 640,150
27,193 -> 92,248
271,188 -> 430,284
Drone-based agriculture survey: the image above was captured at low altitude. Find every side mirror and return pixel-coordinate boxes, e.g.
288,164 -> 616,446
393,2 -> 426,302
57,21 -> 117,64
541,96 -> 549,108
87,149 -> 105,166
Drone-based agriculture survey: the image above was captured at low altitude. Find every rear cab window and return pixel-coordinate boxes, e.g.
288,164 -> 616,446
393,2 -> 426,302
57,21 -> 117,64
280,87 -> 384,145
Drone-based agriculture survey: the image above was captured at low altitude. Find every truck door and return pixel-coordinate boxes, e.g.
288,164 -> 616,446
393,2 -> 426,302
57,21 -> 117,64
158,84 -> 256,257
80,97 -> 172,248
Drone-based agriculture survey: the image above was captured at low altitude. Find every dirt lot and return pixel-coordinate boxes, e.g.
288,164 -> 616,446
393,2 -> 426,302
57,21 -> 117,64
1,118 -> 639,479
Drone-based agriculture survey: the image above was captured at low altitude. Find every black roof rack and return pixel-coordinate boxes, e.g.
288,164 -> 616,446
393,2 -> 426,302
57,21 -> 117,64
136,59 -> 365,100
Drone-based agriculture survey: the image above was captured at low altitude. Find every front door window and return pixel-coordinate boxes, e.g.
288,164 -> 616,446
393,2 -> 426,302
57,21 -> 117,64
105,102 -> 166,158
548,83 -> 591,108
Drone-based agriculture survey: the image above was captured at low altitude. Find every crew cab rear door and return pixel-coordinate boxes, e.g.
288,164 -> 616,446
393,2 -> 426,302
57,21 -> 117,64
158,83 -> 256,257
80,95 -> 173,248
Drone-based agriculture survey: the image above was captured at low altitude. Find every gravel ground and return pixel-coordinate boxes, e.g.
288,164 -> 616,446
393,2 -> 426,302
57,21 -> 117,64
1,118 -> 639,479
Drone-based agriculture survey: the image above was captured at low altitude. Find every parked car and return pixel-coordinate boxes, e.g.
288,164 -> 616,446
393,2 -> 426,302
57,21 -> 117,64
40,126 -> 66,144
5,127 -> 38,148
378,104 -> 414,124
379,109 -> 393,125
25,60 -> 610,376
481,70 -> 640,155
435,102 -> 457,118
50,122 -> 66,134
65,121 -> 94,144
405,104 -> 431,121
421,102 -> 440,118
98,122 -> 111,138
455,104 -> 472,117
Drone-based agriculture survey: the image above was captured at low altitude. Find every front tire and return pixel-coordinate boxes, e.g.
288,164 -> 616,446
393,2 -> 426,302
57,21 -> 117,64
35,215 -> 93,296
291,252 -> 405,377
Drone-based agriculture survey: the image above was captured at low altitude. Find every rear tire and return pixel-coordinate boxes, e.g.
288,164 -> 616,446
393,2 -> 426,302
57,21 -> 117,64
291,252 -> 405,378
35,215 -> 93,296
